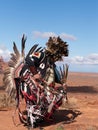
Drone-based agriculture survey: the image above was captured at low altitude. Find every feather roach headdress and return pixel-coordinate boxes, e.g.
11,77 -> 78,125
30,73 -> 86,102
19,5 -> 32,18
45,36 -> 68,61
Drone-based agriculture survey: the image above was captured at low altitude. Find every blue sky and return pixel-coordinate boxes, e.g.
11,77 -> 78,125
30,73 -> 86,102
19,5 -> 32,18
0,0 -> 98,72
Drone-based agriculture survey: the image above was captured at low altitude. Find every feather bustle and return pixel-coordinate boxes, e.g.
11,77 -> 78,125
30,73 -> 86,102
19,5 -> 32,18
3,34 -> 26,97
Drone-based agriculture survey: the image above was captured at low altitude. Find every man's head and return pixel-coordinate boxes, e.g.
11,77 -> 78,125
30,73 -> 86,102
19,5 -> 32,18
45,36 -> 69,62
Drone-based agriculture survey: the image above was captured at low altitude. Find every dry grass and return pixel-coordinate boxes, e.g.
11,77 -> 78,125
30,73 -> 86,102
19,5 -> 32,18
0,92 -> 16,109
0,93 -> 7,108
61,97 -> 78,110
56,125 -> 64,130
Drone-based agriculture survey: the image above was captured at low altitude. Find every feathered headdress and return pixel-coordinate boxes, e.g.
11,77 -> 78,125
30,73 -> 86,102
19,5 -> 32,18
45,36 -> 68,61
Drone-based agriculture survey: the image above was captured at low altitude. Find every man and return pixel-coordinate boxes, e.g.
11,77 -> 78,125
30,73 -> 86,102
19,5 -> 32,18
19,36 -> 68,123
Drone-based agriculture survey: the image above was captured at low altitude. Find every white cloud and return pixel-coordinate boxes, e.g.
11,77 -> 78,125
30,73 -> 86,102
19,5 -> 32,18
60,33 -> 77,41
0,45 -> 11,61
32,31 -> 57,38
64,53 -> 98,65
32,31 -> 77,41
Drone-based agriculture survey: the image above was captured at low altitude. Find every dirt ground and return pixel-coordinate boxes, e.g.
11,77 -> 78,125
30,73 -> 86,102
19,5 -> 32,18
0,72 -> 98,130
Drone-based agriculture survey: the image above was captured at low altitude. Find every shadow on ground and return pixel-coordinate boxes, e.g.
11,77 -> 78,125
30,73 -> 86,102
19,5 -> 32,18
39,109 -> 81,128
67,86 -> 98,94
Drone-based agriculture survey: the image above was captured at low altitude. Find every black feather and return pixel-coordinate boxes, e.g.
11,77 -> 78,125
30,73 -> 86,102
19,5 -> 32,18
21,34 -> 26,57
13,42 -> 20,57
26,44 -> 39,58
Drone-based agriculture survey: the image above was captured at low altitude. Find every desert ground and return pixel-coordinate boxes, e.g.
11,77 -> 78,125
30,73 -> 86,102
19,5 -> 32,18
0,61 -> 98,130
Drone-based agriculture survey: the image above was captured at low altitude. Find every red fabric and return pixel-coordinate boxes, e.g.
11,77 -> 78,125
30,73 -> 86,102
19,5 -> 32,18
21,91 -> 37,101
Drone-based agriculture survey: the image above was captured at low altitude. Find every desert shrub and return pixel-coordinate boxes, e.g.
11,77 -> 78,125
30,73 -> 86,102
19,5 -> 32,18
0,93 -> 15,109
56,125 -> 64,130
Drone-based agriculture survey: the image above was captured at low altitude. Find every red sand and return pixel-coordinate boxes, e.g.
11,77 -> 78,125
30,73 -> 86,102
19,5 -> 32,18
0,72 -> 98,130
